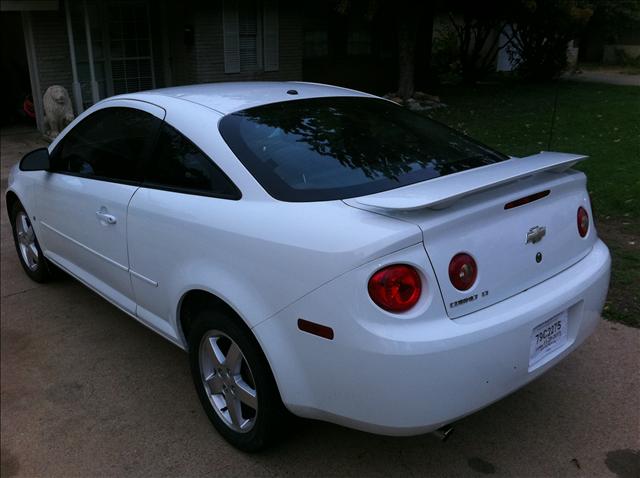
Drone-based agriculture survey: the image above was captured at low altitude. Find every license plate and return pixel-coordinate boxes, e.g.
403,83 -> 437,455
529,311 -> 568,367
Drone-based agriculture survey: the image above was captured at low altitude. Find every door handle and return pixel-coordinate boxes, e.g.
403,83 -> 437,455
96,210 -> 117,225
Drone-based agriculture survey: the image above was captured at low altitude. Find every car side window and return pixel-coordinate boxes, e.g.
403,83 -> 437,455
144,123 -> 240,199
51,107 -> 161,183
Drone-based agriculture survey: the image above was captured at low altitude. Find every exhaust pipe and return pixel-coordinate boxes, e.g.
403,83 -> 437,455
432,424 -> 454,442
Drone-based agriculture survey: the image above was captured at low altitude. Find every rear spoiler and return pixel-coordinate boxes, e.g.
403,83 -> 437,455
348,151 -> 588,211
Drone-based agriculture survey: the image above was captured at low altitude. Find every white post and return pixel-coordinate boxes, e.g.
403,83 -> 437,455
82,0 -> 100,104
64,0 -> 84,114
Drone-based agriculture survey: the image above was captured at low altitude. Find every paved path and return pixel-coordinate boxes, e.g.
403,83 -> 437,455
1,128 -> 639,477
563,70 -> 640,86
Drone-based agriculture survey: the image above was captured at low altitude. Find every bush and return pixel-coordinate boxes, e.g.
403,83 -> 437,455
431,26 -> 462,84
614,48 -> 640,68
505,0 -> 593,80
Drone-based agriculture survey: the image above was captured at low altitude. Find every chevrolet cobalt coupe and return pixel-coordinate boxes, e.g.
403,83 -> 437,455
7,82 -> 611,451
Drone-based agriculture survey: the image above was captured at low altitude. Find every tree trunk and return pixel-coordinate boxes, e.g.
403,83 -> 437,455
396,8 -> 418,100
459,15 -> 477,85
415,2 -> 435,90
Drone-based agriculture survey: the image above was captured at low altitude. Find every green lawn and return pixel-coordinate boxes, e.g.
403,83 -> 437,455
426,80 -> 640,327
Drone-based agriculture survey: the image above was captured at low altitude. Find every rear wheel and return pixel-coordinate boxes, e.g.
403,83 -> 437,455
188,309 -> 287,452
10,202 -> 51,282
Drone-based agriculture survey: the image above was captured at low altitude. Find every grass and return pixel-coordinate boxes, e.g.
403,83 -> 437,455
426,80 -> 640,327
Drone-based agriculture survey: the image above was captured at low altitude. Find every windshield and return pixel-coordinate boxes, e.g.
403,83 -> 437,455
219,97 -> 508,202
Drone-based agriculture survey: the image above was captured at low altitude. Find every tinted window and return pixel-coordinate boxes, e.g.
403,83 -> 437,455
51,107 -> 161,183
219,97 -> 508,202
144,123 -> 240,199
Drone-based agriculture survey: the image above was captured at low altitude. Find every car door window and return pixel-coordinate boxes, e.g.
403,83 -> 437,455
51,107 -> 161,183
144,123 -> 240,199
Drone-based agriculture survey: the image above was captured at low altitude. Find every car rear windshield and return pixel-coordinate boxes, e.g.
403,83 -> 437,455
219,97 -> 508,202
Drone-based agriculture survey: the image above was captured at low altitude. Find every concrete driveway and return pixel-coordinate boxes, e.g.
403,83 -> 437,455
1,127 -> 639,478
563,70 -> 640,87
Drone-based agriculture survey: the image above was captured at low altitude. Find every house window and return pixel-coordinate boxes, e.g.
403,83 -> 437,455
223,0 -> 279,73
67,0 -> 155,110
108,1 -> 154,94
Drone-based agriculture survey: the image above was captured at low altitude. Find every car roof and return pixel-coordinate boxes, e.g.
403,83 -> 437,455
115,81 -> 377,115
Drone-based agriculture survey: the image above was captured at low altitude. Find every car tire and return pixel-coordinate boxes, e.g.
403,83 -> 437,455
188,308 -> 288,452
10,201 -> 52,283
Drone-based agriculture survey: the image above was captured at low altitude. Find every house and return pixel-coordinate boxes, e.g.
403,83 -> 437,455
1,0 -> 303,132
1,0 -> 403,133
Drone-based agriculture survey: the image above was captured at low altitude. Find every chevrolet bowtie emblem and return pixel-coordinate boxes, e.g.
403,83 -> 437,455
526,226 -> 546,244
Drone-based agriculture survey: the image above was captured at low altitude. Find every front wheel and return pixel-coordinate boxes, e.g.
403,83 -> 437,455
188,310 -> 288,452
10,201 -> 52,283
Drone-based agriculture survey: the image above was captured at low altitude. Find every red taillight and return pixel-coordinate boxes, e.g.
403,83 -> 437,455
368,264 -> 422,312
577,207 -> 589,237
448,253 -> 478,291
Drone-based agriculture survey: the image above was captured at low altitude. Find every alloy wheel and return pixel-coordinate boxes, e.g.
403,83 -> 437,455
199,330 -> 258,433
15,211 -> 39,271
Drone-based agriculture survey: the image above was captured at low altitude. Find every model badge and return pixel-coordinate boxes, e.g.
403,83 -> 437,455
526,226 -> 546,244
450,290 -> 489,308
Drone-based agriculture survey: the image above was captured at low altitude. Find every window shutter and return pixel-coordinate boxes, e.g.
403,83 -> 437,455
223,0 -> 241,73
239,1 -> 259,71
263,0 -> 279,72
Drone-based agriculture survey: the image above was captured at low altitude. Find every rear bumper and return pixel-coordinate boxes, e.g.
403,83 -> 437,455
253,239 -> 611,436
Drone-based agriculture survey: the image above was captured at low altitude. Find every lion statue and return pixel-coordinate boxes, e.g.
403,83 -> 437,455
43,85 -> 74,140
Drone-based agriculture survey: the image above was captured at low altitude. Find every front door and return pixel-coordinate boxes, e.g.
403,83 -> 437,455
38,100 -> 164,313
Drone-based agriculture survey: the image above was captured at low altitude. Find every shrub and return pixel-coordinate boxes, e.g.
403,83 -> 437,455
505,0 -> 593,80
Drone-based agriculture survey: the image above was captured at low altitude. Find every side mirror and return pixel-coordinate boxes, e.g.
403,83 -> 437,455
19,148 -> 50,171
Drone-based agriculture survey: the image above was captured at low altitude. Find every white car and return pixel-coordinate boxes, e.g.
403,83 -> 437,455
7,82 -> 611,451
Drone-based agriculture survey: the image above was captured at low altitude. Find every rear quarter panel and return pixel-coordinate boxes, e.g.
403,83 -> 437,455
126,191 -> 422,346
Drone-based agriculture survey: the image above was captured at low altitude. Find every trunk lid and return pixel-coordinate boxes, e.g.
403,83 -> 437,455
345,152 -> 596,318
